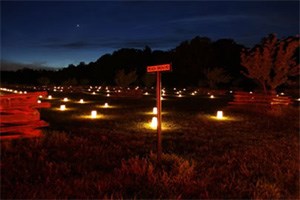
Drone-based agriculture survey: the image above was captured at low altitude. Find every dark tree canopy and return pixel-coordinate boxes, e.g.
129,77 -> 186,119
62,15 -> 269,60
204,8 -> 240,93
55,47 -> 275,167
2,34 -> 297,92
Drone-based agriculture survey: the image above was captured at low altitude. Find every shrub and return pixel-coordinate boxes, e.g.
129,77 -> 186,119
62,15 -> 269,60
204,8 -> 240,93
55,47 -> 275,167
111,152 -> 196,199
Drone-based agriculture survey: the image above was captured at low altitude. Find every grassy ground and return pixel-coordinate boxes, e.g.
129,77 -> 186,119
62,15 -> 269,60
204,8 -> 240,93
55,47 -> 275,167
1,89 -> 299,199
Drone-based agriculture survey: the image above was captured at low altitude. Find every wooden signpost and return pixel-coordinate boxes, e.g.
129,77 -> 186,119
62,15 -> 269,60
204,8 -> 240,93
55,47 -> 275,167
147,63 -> 172,163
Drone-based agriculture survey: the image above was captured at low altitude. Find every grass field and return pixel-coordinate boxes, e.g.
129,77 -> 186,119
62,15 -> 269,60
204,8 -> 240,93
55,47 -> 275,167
1,87 -> 299,199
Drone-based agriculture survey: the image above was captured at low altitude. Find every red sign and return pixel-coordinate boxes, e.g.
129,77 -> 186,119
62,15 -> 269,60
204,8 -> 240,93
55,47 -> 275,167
147,64 -> 171,72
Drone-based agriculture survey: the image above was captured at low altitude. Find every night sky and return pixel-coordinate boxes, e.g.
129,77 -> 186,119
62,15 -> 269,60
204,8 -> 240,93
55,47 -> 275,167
1,1 -> 299,70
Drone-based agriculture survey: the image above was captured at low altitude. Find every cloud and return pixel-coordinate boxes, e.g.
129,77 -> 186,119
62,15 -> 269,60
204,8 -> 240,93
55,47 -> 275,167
41,36 -> 181,51
42,41 -> 98,49
0,59 -> 57,71
169,14 -> 253,24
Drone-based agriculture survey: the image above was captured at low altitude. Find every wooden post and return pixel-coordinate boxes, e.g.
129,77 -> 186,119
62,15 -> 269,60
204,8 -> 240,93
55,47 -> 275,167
156,71 -> 162,164
147,63 -> 171,165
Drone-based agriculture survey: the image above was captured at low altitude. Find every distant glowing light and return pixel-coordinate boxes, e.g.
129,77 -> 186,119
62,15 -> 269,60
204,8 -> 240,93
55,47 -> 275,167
249,91 -> 253,94
91,110 -> 97,118
48,95 -> 52,99
144,92 -> 149,95
280,92 -> 285,95
178,94 -> 182,97
296,98 -> 300,101
107,94 -> 110,97
104,103 -> 109,108
153,107 -> 157,114
191,92 -> 195,95
150,117 -> 158,129
216,111 -> 223,119
39,95 -> 43,98
37,100 -> 41,104
60,105 -> 66,111
229,90 -> 233,93
79,99 -> 84,103
63,97 -> 68,102
210,95 -> 215,99
92,92 -> 96,95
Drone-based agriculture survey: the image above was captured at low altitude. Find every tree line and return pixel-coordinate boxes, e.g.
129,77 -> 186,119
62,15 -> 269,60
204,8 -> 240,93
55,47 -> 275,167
1,34 -> 299,92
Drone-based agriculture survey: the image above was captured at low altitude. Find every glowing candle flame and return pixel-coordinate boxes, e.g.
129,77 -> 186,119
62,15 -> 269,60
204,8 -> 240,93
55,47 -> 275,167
63,97 -> 68,102
150,117 -> 158,129
153,107 -> 157,114
79,99 -> 84,103
217,111 -> 223,119
48,95 -> 52,99
60,105 -> 66,111
104,103 -> 109,107
91,110 -> 97,118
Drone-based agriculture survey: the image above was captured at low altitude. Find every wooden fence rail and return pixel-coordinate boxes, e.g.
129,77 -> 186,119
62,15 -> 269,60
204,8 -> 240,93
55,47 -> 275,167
0,91 -> 50,140
228,91 -> 292,114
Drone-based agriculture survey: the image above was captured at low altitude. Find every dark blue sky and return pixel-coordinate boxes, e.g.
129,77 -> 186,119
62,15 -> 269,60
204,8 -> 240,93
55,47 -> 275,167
1,1 -> 299,70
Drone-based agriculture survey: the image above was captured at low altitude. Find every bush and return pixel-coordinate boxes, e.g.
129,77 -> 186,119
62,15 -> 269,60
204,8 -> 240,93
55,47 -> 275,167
111,152 -> 196,199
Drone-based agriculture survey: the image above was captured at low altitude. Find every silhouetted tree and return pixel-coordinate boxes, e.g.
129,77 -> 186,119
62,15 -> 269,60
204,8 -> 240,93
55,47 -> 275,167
114,69 -> 137,87
241,34 -> 299,93
141,73 -> 156,87
62,78 -> 78,86
37,76 -> 50,86
203,67 -> 231,89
